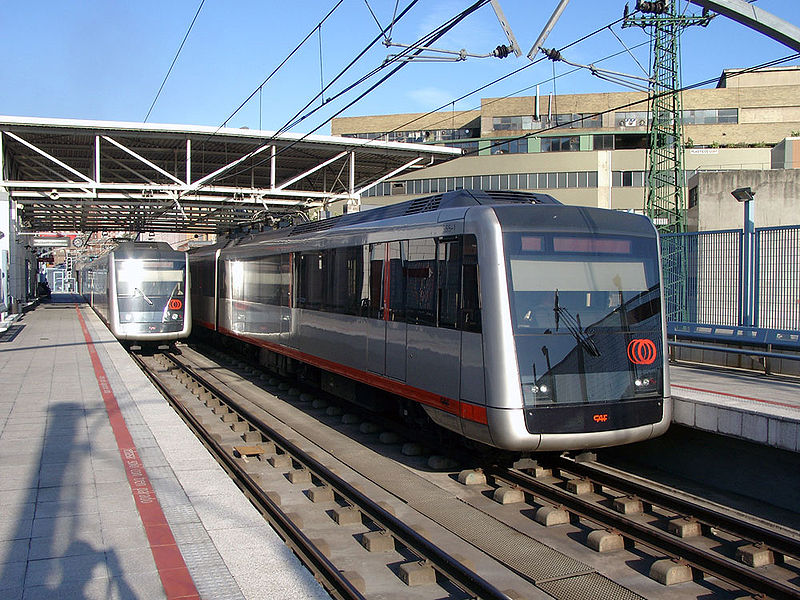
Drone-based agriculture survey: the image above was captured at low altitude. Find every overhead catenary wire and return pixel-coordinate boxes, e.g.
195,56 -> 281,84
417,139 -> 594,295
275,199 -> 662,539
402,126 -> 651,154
200,0 -> 490,190
144,0 -> 206,123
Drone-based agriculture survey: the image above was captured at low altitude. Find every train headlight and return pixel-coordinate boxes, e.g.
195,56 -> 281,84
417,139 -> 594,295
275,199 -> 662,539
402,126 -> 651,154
172,313 -> 178,320
531,384 -> 549,394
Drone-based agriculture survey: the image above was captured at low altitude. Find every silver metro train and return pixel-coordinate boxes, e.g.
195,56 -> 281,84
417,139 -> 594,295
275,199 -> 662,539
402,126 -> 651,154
79,241 -> 191,343
190,190 -> 670,452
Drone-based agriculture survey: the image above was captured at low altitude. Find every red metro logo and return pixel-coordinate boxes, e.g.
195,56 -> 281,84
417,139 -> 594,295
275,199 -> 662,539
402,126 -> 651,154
627,339 -> 657,365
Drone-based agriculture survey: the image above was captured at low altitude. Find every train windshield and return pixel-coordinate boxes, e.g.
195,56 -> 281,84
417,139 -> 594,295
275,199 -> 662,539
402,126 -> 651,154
115,259 -> 186,324
504,232 -> 663,407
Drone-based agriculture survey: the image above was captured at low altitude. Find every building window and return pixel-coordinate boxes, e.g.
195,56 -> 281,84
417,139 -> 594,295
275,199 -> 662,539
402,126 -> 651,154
492,116 -> 537,131
491,138 -> 527,154
682,108 -> 738,125
541,136 -> 580,152
615,111 -> 650,127
594,134 -> 614,150
688,186 -> 699,208
612,170 -> 646,187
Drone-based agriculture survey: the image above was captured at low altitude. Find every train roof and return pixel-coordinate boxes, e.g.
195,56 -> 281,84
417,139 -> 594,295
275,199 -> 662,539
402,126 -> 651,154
287,189 -> 560,237
112,241 -> 184,259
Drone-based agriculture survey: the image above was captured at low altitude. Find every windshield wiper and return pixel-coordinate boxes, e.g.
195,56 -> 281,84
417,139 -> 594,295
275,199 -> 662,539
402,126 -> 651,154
553,290 -> 601,357
134,287 -> 153,306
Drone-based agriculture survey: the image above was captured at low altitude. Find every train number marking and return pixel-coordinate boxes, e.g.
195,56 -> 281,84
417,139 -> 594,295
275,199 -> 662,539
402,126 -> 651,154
627,339 -> 657,365
593,413 -> 608,423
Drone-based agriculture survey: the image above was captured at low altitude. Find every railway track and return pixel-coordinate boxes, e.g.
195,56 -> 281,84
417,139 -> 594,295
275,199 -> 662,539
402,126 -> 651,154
133,349 -> 514,600
477,456 -> 800,600
133,344 -> 800,600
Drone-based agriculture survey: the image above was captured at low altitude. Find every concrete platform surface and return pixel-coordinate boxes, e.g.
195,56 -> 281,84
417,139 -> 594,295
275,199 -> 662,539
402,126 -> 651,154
671,364 -> 800,453
0,294 -> 327,600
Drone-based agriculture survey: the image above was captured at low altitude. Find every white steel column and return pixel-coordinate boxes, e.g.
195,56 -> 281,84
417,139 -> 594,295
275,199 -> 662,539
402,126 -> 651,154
186,139 -> 191,185
270,145 -> 276,190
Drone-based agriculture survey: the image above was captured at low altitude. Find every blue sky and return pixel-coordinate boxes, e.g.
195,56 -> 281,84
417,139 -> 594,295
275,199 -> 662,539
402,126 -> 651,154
1,1 -> 798,134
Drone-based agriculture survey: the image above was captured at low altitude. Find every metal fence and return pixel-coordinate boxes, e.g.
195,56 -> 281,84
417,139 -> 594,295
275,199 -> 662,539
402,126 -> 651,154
661,225 -> 800,332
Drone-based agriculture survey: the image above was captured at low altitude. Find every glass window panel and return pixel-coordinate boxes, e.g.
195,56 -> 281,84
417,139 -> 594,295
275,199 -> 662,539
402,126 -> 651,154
499,174 -> 509,190
557,172 -> 567,188
461,235 -> 481,332
588,171 -> 598,187
437,239 -> 460,329
405,238 -> 436,326
612,171 -> 622,187
481,175 -> 491,189
578,171 -> 588,188
455,176 -> 464,189
445,177 -> 455,192
547,172 -> 558,188
567,172 -> 578,188
508,173 -> 519,189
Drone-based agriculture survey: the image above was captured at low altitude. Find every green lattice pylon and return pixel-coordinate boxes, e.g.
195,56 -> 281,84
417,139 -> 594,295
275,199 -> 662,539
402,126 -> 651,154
624,1 -> 712,234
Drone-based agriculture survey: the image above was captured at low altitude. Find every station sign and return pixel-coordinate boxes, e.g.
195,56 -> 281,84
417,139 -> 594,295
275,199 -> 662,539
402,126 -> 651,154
32,237 -> 70,247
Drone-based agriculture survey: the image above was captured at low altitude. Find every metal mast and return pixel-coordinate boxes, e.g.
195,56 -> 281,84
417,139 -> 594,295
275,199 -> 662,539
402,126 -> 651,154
624,1 -> 711,233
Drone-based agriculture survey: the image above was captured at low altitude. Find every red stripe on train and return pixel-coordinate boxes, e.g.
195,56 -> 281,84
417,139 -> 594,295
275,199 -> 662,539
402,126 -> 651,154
215,325 -> 488,425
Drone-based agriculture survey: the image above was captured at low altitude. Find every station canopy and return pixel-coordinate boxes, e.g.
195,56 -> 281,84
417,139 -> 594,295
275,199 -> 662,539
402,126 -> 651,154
0,116 -> 461,234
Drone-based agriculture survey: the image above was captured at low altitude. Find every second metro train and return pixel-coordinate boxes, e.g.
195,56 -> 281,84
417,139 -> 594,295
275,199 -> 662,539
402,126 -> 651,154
79,241 -> 191,344
190,189 -> 670,452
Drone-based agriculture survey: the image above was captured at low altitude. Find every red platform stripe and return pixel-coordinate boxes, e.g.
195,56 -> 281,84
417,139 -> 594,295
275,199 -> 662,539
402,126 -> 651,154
76,307 -> 200,600
672,384 -> 799,410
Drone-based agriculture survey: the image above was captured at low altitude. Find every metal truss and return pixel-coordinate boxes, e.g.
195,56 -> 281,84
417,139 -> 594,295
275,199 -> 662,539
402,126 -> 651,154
0,117 -> 459,233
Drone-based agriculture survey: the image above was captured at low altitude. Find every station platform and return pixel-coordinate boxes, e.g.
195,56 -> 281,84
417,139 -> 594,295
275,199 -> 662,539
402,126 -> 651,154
670,364 -> 800,453
0,294 -> 327,600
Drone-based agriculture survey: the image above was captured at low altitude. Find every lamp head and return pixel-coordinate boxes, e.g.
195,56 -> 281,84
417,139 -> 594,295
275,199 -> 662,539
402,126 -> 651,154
731,187 -> 755,202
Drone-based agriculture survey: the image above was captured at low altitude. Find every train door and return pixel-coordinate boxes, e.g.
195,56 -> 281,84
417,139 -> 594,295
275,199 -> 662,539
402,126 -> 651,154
365,242 -> 407,381
365,243 -> 385,373
405,237 -> 461,399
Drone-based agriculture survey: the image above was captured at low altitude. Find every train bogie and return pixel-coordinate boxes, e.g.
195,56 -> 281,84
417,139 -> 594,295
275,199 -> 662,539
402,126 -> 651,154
190,190 -> 671,452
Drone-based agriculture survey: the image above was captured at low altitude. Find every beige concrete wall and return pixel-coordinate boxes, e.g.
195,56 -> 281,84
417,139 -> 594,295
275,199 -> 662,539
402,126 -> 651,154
688,170 -> 800,230
718,67 -> 800,88
330,110 -> 480,135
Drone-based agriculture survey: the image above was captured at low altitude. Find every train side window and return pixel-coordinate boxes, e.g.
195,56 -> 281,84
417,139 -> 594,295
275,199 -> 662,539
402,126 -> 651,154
437,238 -> 460,329
327,246 -> 363,316
298,251 -> 325,310
387,242 -> 406,322
368,243 -> 384,319
405,238 -> 436,326
461,235 -> 481,333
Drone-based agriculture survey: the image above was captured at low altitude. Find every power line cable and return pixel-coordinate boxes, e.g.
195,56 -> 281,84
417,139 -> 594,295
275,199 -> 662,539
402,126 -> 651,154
144,0 -> 206,123
210,0 -> 490,187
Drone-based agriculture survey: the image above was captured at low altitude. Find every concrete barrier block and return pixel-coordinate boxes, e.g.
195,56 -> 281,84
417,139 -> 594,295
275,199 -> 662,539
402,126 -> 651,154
307,486 -> 334,503
612,496 -> 643,515
534,506 -> 570,527
332,507 -> 361,526
268,454 -> 292,468
398,561 -> 436,586
667,518 -> 702,538
566,479 -> 593,495
649,559 -> 693,585
360,531 -> 395,553
586,529 -> 624,552
287,469 -> 311,484
493,486 -> 524,504
457,469 -> 487,486
736,544 -> 774,567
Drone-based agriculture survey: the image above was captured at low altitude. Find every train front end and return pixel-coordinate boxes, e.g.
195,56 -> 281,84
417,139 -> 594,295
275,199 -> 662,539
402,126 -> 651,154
110,245 -> 191,341
477,205 -> 670,451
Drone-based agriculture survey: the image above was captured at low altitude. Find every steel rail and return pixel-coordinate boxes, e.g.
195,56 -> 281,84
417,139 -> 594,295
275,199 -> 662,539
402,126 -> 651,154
552,455 -> 800,562
131,352 -> 366,600
162,351 -> 512,600
488,466 -> 800,600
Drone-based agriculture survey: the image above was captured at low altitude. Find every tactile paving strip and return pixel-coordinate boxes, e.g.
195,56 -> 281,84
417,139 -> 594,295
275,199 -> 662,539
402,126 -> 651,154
537,572 -> 644,600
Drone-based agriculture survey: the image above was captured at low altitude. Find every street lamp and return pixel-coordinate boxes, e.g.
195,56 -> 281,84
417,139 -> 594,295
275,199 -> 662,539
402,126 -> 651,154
731,187 -> 755,327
